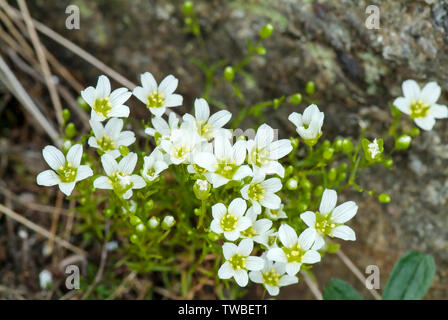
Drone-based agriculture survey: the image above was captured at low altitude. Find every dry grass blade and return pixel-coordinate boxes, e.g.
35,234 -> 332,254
0,54 -> 61,145
302,271 -> 323,300
17,0 -> 63,126
0,203 -> 86,256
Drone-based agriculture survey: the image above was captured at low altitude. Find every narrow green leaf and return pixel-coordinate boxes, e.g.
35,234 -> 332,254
382,250 -> 435,300
323,278 -> 363,300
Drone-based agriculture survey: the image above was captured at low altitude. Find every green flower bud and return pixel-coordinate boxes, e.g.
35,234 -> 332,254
193,179 -> 211,200
313,185 -> 324,197
323,147 -> 334,160
361,138 -> 384,162
378,193 -> 391,203
395,135 -> 411,150
290,137 -> 299,149
79,197 -> 87,206
286,177 -> 298,190
129,215 -> 142,226
322,140 -> 331,149
208,231 -> 220,241
285,165 -> 294,177
300,179 -> 312,191
147,216 -> 159,229
338,163 -> 348,172
65,122 -> 77,139
182,1 -> 194,15
130,234 -> 138,244
77,96 -> 89,111
119,145 -> 130,156
297,202 -> 308,213
259,23 -> 274,38
333,139 -> 343,151
184,17 -> 193,26
328,168 -> 337,181
103,208 -> 113,218
342,139 -> 354,153
305,81 -> 315,95
338,172 -> 347,182
409,127 -> 420,137
135,223 -> 146,233
303,191 -> 311,201
162,215 -> 175,229
224,66 -> 234,82
290,93 -> 302,105
256,45 -> 266,55
62,109 -> 71,122
62,140 -> 72,153
194,208 -> 201,216
145,199 -> 154,211
383,158 -> 394,169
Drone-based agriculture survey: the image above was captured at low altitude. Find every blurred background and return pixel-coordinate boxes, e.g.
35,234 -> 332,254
0,0 -> 447,299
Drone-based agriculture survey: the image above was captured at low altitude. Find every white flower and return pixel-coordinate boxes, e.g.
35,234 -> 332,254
288,104 -> 324,143
142,149 -> 169,181
88,118 -> 135,158
160,128 -> 200,165
265,203 -> 288,220
182,98 -> 232,141
249,257 -> 298,296
37,144 -> 93,196
145,112 -> 180,142
240,207 -> 273,247
241,168 -> 282,214
218,239 -> 264,287
267,224 -> 320,276
133,72 -> 183,117
246,124 -> 292,178
210,198 -> 251,241
94,153 -> 146,199
194,136 -> 252,188
368,138 -> 380,159
39,269 -> 52,289
81,75 -> 132,121
393,80 -> 448,131
300,189 -> 358,250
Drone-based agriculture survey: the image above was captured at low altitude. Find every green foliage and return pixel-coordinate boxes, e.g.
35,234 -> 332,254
323,279 -> 363,300
382,251 -> 435,300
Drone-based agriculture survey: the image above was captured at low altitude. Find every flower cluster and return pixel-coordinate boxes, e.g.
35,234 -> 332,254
36,74 -> 446,297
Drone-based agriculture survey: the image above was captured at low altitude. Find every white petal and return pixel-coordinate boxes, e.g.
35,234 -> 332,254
194,152 -> 216,172
116,131 -> 136,147
89,119 -> 104,138
267,139 -> 292,160
210,220 -> 222,234
265,285 -> 280,296
421,81 -> 441,105
253,219 -> 272,234
246,256 -> 265,271
259,193 -> 281,209
300,211 -> 316,227
149,106 -> 166,118
241,185 -> 250,200
278,275 -> 299,287
130,175 -> 146,189
212,203 -> 227,220
224,230 -> 240,241
104,118 -> 123,138
158,75 -> 178,95
233,165 -> 252,180
76,165 -> 93,181
330,225 -> 356,241
37,170 -> 59,186
267,248 -> 287,263
218,261 -> 233,279
96,75 -> 111,97
93,176 -> 112,189
122,189 -> 133,200
393,97 -> 411,115
42,146 -> 65,170
80,86 -> 96,106
302,250 -> 321,264
233,269 -> 249,287
237,238 -> 254,256
311,234 -> 326,250
228,198 -> 247,217
66,144 -> 83,167
255,124 -> 274,148
208,110 -> 231,129
109,88 -> 131,106
331,201 -> 358,223
430,104 -> 448,119
140,72 -> 157,92
285,263 -> 301,276
414,116 -> 435,131
58,182 -> 76,196
108,105 -> 130,118
298,228 -> 317,250
133,86 -> 150,104
194,98 -> 210,121
261,178 -> 282,193
278,224 -> 298,247
288,112 -> 302,127
119,153 -> 137,174
261,161 -> 285,178
319,189 -> 337,215
402,79 -> 420,100
233,140 -> 247,165
248,271 -> 263,284
222,242 -> 238,259
101,154 -> 117,176
164,94 -> 183,108
237,217 -> 252,232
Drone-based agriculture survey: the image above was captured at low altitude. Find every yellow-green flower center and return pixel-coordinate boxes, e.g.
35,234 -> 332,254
146,167 -> 156,177
220,213 -> 238,231
269,209 -> 279,217
241,226 -> 257,238
110,171 -> 133,196
197,120 -> 212,139
250,147 -> 269,167
262,268 -> 281,287
229,254 -> 246,270
283,243 -> 305,263
248,183 -> 265,201
93,97 -> 112,117
215,159 -> 238,179
147,91 -> 165,109
172,145 -> 191,160
97,135 -> 116,151
315,212 -> 337,235
410,100 -> 430,119
193,164 -> 207,174
57,162 -> 77,183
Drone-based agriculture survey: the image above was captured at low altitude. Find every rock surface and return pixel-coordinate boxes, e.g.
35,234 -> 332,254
27,0 -> 448,298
